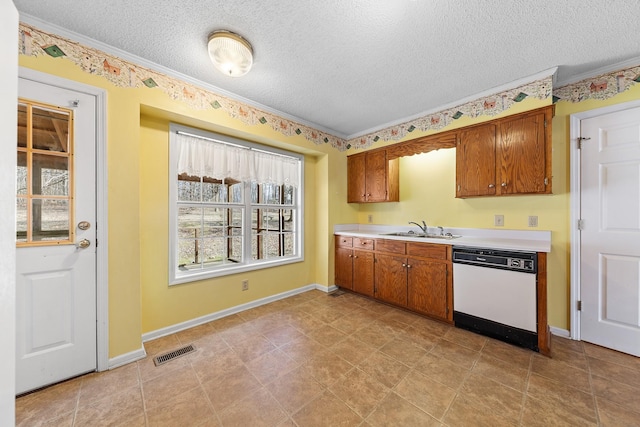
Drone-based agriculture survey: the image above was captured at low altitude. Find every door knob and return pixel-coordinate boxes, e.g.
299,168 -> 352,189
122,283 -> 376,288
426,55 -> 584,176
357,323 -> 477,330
76,239 -> 91,249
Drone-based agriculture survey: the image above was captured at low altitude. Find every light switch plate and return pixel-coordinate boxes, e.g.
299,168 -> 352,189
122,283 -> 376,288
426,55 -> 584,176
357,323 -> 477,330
494,214 -> 504,227
528,215 -> 538,227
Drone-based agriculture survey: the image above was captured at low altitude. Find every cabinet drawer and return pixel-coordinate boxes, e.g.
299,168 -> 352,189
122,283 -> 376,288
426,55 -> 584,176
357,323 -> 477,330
354,238 -> 374,250
407,242 -> 449,260
336,236 -> 353,248
375,239 -> 406,254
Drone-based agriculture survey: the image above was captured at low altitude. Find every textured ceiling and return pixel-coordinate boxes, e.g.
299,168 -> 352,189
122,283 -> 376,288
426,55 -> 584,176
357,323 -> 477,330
13,0 -> 640,138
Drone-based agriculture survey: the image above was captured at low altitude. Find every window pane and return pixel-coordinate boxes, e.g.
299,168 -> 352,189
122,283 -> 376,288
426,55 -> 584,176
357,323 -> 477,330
262,208 -> 281,230
32,198 -> 69,241
178,207 -> 202,238
17,104 -> 27,148
32,106 -> 70,153
17,152 -> 27,195
203,207 -> 226,236
202,182 -> 227,203
229,237 -> 242,261
32,154 -> 69,196
178,239 -> 199,269
284,233 -> 295,256
230,183 -> 243,203
178,178 -> 201,202
283,185 -> 294,205
16,198 -> 27,242
200,237 -> 225,264
260,183 -> 281,204
283,209 -> 295,231
230,208 -> 243,227
264,232 -> 281,258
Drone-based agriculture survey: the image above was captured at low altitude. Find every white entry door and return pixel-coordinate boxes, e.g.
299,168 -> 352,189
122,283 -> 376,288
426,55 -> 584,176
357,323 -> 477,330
16,77 -> 97,394
580,105 -> 640,357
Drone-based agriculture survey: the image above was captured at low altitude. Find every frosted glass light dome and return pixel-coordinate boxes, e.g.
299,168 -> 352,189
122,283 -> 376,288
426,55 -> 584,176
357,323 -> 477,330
208,31 -> 253,77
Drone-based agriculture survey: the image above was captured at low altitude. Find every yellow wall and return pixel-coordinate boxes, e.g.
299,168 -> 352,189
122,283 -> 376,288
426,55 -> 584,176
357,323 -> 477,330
19,52 -> 344,357
18,24 -> 640,355
353,86 -> 640,330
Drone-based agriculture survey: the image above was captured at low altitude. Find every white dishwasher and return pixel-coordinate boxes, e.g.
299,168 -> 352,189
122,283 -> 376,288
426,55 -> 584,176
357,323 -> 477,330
452,246 -> 538,351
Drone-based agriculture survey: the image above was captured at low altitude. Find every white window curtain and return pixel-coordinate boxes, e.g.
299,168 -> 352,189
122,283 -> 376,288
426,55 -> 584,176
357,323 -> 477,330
175,132 -> 299,186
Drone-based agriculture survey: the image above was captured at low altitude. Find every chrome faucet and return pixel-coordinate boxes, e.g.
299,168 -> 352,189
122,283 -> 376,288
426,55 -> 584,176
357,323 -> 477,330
437,226 -> 444,236
408,220 -> 428,234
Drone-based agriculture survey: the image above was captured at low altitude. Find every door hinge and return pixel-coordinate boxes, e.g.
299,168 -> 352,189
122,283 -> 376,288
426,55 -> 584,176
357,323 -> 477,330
577,300 -> 582,311
544,177 -> 548,186
95,238 -> 98,248
544,118 -> 547,128
577,136 -> 591,149
577,219 -> 584,230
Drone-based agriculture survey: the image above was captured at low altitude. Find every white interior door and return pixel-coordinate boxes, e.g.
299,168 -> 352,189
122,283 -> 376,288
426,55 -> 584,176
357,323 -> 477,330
16,77 -> 97,394
580,105 -> 640,357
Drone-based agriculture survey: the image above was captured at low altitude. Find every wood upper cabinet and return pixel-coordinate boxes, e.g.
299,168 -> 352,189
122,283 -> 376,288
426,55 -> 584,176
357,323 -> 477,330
456,123 -> 497,197
497,108 -> 550,195
347,150 -> 399,203
456,105 -> 553,198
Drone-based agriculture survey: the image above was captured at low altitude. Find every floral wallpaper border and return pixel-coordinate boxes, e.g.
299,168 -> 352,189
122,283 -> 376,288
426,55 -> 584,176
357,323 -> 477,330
18,22 -> 640,152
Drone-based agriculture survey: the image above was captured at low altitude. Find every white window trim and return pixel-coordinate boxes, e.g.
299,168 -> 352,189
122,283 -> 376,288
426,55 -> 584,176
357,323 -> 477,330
168,123 -> 304,285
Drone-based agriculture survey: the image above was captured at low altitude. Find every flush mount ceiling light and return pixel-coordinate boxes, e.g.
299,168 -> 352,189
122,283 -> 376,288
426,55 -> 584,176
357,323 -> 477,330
207,30 -> 253,77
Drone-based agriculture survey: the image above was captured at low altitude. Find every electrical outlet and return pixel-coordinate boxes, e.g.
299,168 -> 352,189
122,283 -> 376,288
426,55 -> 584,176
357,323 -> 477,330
367,214 -> 373,223
528,215 -> 538,227
242,280 -> 249,291
494,214 -> 504,227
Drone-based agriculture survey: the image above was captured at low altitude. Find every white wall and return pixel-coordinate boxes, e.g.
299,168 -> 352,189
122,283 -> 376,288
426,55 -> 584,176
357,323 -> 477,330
0,0 -> 18,424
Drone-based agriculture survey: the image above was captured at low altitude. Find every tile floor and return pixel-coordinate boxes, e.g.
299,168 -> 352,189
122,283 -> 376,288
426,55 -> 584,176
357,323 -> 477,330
16,289 -> 640,426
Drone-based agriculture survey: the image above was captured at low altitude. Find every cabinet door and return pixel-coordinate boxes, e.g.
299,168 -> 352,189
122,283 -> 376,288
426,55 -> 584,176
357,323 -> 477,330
365,150 -> 388,202
347,153 -> 366,203
407,258 -> 448,321
353,250 -> 374,297
456,123 -> 496,197
374,253 -> 407,307
335,247 -> 353,289
497,111 -> 547,194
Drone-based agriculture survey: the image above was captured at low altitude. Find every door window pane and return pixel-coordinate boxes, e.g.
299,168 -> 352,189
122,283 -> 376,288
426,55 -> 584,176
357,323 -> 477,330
16,198 -> 27,242
32,199 -> 69,241
32,106 -> 70,153
32,154 -> 69,196
17,104 -> 27,148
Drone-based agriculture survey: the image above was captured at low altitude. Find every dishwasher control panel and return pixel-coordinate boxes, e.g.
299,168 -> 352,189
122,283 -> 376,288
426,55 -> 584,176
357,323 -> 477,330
452,246 -> 537,273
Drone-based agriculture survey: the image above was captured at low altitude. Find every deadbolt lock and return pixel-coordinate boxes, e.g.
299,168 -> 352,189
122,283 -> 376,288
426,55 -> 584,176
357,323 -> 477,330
78,221 -> 91,230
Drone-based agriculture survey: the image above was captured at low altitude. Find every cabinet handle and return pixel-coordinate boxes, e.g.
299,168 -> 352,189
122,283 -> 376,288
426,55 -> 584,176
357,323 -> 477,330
349,254 -> 353,258
488,184 -> 495,188
407,264 -> 411,268
501,182 -> 507,187
402,263 -> 406,267
354,255 -> 358,259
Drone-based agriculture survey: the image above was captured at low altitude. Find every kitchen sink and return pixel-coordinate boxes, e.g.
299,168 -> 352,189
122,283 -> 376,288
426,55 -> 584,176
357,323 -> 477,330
383,232 -> 461,240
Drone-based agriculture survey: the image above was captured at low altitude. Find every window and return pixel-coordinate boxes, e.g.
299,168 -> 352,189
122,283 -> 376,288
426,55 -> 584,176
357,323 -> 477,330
16,100 -> 74,246
169,124 -> 303,284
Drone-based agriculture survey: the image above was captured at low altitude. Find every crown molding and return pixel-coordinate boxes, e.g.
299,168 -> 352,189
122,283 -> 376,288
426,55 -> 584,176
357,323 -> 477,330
555,56 -> 640,88
18,13 -> 346,140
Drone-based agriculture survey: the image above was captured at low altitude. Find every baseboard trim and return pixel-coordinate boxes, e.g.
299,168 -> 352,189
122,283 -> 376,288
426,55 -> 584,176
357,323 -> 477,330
108,347 -> 146,369
142,283 -> 325,343
549,326 -> 571,338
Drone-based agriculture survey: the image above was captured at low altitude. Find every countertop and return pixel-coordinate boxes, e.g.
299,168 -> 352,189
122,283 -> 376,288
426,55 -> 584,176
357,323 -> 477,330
334,224 -> 551,253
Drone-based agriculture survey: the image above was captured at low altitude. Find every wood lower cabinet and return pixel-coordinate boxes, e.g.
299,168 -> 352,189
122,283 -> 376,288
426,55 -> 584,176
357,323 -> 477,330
374,253 -> 408,306
362,239 -> 452,322
407,258 -> 449,321
335,236 -> 374,297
